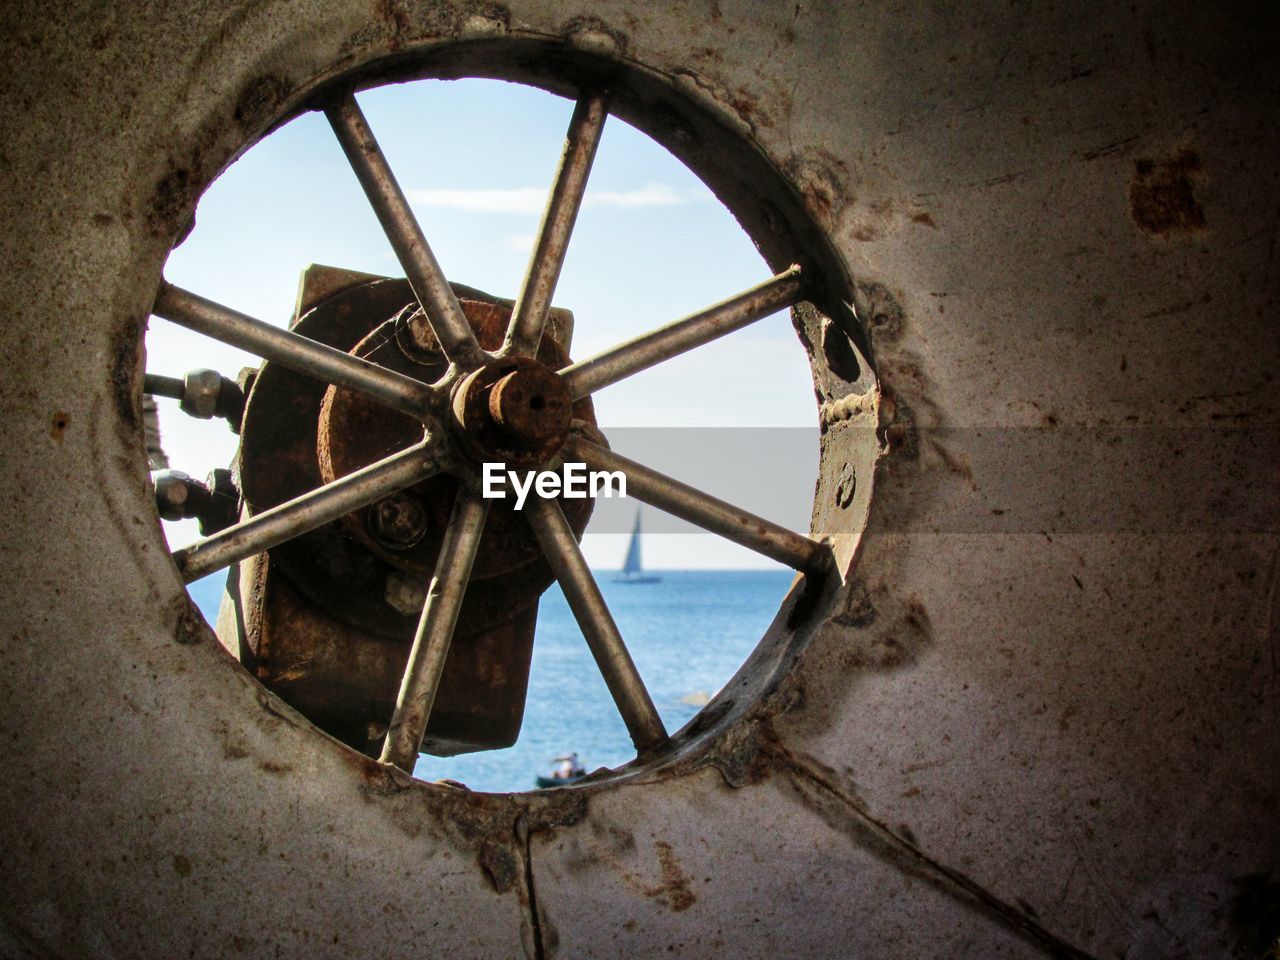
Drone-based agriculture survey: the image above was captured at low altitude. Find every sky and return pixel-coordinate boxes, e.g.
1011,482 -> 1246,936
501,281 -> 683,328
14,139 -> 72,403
149,78 -> 818,569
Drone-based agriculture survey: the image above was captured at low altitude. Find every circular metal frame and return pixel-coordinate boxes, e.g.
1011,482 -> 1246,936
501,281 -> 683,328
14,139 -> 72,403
143,42 -> 873,786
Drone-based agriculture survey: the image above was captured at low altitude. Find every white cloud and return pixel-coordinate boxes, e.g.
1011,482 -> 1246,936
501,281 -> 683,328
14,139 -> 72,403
586,182 -> 686,208
409,187 -> 546,214
504,233 -> 537,253
407,182 -> 690,214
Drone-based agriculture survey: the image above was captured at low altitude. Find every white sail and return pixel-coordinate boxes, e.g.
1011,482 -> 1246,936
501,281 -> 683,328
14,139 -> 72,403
616,509 -> 659,582
622,510 -> 643,576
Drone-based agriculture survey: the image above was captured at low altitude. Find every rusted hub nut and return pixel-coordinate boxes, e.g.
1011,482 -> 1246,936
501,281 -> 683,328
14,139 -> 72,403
368,492 -> 430,550
310,285 -> 595,583
488,364 -> 572,445
453,357 -> 573,465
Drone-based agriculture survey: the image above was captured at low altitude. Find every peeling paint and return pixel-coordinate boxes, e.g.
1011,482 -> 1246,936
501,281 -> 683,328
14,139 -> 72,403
785,149 -> 851,232
172,593 -> 211,646
562,14 -> 628,57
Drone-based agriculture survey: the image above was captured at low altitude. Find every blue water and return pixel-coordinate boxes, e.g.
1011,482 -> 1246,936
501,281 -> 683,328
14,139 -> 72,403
188,569 -> 792,792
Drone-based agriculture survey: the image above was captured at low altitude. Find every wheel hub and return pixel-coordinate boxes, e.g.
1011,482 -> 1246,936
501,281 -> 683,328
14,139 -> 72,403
235,272 -> 597,755
452,356 -> 574,466
315,288 -> 594,581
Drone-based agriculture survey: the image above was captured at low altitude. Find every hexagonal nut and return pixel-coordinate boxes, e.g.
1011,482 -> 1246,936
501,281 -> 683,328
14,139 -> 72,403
154,470 -> 192,520
385,572 -> 426,617
369,493 -> 429,550
181,369 -> 222,419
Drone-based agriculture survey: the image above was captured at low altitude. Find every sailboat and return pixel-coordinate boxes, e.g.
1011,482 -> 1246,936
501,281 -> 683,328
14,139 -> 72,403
615,509 -> 661,583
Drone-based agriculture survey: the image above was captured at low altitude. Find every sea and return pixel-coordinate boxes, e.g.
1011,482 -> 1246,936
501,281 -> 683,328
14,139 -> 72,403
187,569 -> 794,793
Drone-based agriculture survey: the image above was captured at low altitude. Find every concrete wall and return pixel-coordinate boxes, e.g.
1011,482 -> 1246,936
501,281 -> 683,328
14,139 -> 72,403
0,2 -> 1275,957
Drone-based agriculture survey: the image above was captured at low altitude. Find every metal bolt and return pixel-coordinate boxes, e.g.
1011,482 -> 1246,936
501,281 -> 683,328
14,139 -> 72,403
369,492 -> 430,550
385,571 -> 426,616
146,368 -> 244,432
180,369 -> 222,419
154,469 -> 239,532
154,470 -> 195,520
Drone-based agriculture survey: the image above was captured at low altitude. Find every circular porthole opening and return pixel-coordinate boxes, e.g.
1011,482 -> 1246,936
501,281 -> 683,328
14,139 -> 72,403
142,44 -> 875,793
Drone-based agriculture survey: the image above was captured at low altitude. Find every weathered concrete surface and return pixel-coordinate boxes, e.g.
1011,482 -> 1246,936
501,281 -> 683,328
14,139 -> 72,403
529,765 -> 1043,958
0,1 -> 1275,959
764,4 -> 1280,957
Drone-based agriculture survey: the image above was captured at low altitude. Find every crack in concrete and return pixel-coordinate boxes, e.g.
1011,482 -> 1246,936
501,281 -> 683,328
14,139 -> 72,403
516,815 -> 549,960
763,734 -> 1097,960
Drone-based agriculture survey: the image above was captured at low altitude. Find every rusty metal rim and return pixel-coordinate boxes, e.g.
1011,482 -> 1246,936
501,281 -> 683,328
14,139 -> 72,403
237,36 -> 868,368
142,33 -> 870,793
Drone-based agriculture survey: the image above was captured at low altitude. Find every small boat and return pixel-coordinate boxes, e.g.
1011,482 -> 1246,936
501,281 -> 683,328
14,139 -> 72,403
534,774 -> 583,789
536,753 -> 586,789
614,509 -> 661,584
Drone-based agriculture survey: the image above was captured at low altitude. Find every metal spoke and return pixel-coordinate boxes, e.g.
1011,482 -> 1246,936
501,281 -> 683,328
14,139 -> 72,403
325,94 -> 484,369
153,283 -> 432,420
559,265 -> 804,399
568,436 -> 832,574
380,491 -> 488,773
504,92 -> 609,356
173,438 -> 443,583
526,497 -> 668,753
142,373 -> 184,400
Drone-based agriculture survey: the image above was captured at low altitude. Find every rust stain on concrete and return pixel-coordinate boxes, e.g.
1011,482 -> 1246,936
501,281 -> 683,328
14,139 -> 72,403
1129,148 -> 1206,236
648,841 -> 698,912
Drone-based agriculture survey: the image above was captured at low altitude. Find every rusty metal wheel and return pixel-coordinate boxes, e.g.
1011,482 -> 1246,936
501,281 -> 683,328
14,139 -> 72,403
143,73 -> 864,779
